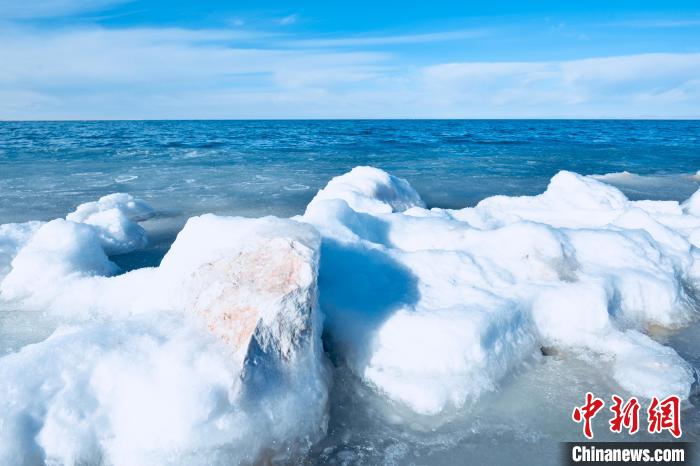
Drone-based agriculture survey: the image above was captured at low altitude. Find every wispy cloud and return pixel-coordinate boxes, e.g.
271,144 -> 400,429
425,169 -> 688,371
284,28 -> 487,48
0,0 -> 132,19
0,23 -> 698,119
420,53 -> 700,117
277,14 -> 299,26
603,19 -> 700,28
0,25 -> 392,118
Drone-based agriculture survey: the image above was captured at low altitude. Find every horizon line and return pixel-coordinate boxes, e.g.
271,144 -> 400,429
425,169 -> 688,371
2,117 -> 700,123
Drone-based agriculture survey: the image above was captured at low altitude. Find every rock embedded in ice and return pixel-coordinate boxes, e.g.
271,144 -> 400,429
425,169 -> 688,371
0,214 -> 330,466
180,218 -> 321,369
161,216 -> 330,461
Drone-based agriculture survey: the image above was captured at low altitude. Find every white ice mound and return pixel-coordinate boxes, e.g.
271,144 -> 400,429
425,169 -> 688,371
307,166 -> 425,214
0,220 -> 43,279
683,189 -> 700,217
0,193 -> 156,307
469,170 -> 628,228
303,168 -> 700,416
1,219 -> 118,304
0,193 -> 153,301
0,215 -> 329,466
66,192 -> 154,255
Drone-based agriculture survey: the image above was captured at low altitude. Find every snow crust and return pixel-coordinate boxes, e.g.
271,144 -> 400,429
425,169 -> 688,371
302,168 -> 700,414
2,167 -> 700,463
66,192 -> 154,255
0,208 -> 328,465
0,193 -> 152,290
0,311 -> 328,466
308,166 -> 425,214
0,220 -> 43,279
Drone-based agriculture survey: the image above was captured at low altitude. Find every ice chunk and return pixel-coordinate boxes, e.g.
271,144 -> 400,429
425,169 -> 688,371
470,171 -> 628,229
531,280 -> 614,347
531,280 -> 694,399
0,215 -> 329,465
0,314 -> 328,466
609,330 -> 695,399
66,193 -> 154,255
67,192 -> 153,224
362,304 -> 536,415
2,166 -> 700,443
307,166 -> 425,215
1,219 -> 118,305
0,194 -> 153,311
0,220 -> 43,280
302,167 -> 699,416
682,188 -> 700,217
0,193 -> 153,305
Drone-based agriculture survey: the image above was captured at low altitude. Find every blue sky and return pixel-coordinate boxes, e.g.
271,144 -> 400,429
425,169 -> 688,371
1,0 -> 699,119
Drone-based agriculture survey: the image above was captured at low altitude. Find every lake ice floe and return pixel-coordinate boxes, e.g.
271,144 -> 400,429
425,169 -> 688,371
0,167 -> 700,463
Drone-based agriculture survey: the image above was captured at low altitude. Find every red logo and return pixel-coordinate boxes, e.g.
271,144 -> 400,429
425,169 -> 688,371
572,392 -> 605,439
572,393 -> 682,439
647,395 -> 682,438
609,395 -> 640,435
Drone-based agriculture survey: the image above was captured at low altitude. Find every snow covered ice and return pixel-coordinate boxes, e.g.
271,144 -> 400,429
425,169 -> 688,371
2,167 -> 700,464
0,210 -> 329,465
302,167 -> 699,414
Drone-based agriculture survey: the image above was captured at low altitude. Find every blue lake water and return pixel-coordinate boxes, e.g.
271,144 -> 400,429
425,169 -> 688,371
2,120 -> 699,226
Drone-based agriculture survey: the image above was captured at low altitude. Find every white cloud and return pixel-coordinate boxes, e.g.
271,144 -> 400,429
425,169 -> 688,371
0,26 -> 385,87
603,19 -> 700,28
286,28 -> 486,47
0,24 -> 698,119
0,0 -> 131,19
277,14 -> 299,26
420,54 -> 700,117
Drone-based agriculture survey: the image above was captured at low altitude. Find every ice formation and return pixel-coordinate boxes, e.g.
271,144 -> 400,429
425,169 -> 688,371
0,193 -> 152,290
302,167 -> 700,414
1,166 -> 700,463
0,211 -> 329,465
65,192 -> 154,255
307,166 -> 426,215
0,220 -> 42,279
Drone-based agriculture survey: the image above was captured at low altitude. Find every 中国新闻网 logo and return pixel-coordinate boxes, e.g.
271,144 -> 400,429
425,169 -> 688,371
571,392 -> 681,439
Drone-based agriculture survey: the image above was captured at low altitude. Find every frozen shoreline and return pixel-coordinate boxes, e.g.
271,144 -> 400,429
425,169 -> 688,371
1,166 -> 700,464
